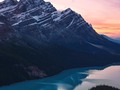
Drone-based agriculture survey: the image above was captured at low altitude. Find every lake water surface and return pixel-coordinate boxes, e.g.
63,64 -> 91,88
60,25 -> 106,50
0,65 -> 120,90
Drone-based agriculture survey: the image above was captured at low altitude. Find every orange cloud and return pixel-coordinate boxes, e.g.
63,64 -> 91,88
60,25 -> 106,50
93,23 -> 120,38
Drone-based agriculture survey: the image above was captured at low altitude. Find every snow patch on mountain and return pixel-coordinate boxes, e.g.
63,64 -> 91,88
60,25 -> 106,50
0,22 -> 4,24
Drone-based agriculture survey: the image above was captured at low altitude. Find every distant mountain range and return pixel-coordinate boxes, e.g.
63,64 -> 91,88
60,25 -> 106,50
102,35 -> 120,44
0,0 -> 120,86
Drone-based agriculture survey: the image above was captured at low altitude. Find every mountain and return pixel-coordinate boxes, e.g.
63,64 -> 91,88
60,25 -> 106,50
0,0 -> 17,9
0,0 -> 120,86
102,35 -> 120,44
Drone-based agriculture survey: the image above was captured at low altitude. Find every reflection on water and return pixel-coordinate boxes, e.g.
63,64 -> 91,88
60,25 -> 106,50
74,66 -> 120,90
0,65 -> 120,90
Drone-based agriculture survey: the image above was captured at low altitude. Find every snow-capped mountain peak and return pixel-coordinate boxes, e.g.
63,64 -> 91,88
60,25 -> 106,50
15,0 -> 56,14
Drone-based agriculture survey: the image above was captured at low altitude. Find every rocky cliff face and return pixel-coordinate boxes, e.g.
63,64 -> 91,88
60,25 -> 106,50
0,0 -> 120,86
0,0 -> 17,9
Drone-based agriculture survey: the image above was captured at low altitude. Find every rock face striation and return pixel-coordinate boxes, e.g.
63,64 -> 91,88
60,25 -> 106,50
0,0 -> 120,86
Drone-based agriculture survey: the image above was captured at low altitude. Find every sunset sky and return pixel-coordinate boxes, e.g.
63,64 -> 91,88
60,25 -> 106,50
0,0 -> 120,38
